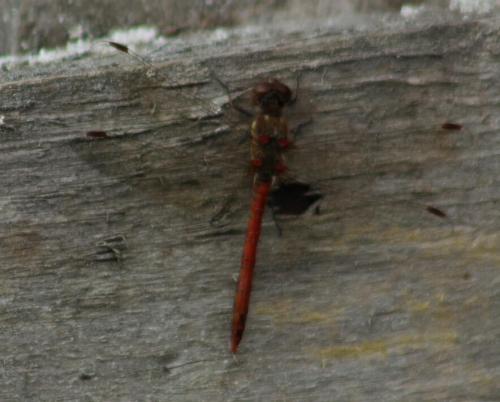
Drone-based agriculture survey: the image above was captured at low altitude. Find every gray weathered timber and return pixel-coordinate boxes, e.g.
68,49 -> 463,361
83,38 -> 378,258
1,16 -> 499,402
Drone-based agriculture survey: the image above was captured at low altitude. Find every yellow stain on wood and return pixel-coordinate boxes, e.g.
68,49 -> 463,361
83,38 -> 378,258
468,232 -> 500,262
291,311 -> 332,324
312,331 -> 458,361
254,299 -> 343,325
314,340 -> 388,359
405,293 -> 459,326
407,301 -> 431,313
405,291 -> 489,325
406,293 -> 446,312
395,332 -> 459,348
311,220 -> 500,265
254,299 -> 293,317
339,223 -> 496,256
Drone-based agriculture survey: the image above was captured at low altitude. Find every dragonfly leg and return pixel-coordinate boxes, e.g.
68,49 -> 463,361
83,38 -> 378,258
210,71 -> 254,117
290,118 -> 313,140
209,195 -> 236,227
289,71 -> 303,105
270,208 -> 283,237
237,130 -> 251,145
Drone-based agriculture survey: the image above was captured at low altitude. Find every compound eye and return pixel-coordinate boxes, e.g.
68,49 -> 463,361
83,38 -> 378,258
272,81 -> 292,104
252,82 -> 273,105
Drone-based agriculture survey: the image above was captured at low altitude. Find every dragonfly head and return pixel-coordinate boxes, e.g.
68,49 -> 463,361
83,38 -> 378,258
252,79 -> 292,116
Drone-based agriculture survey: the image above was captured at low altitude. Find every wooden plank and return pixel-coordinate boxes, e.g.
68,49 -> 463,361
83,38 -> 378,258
1,16 -> 499,401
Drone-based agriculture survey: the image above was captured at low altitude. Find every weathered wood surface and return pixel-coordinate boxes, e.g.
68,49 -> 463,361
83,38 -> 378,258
1,16 -> 499,401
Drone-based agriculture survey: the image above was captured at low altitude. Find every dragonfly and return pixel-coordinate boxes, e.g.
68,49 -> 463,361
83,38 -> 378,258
210,77 -> 323,353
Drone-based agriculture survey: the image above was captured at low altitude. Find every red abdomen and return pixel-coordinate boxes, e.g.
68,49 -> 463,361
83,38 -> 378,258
231,181 -> 271,353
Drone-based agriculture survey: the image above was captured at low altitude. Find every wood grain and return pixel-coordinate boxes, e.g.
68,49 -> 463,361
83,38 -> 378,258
1,16 -> 499,401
